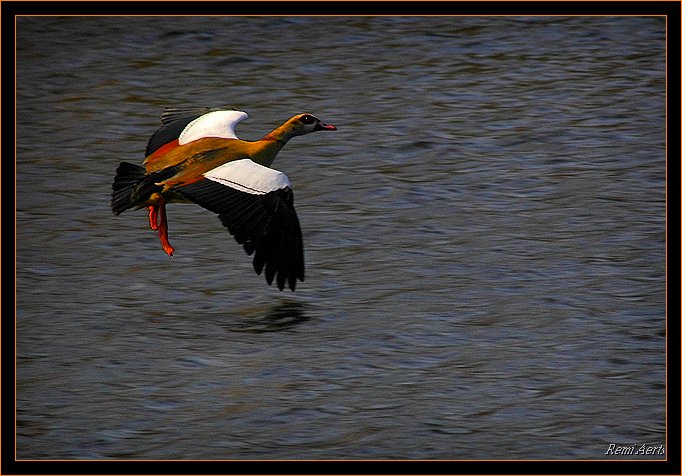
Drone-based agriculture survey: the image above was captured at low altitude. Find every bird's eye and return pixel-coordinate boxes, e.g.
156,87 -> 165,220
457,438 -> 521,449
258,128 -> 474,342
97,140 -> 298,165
299,114 -> 315,124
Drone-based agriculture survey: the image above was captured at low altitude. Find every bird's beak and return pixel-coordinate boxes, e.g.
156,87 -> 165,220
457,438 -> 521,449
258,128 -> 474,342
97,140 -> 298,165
315,122 -> 337,131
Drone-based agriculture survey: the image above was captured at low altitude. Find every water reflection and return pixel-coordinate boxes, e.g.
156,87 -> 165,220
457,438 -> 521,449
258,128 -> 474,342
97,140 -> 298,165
227,301 -> 310,334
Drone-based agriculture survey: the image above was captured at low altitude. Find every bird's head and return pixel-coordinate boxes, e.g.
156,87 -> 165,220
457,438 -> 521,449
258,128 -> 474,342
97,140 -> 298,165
287,113 -> 337,137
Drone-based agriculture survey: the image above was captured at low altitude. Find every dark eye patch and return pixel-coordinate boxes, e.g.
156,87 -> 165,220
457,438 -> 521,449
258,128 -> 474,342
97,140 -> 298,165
299,115 -> 315,124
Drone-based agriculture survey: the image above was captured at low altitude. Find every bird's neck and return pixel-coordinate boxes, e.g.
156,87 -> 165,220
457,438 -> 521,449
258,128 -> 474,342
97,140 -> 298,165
263,121 -> 298,143
252,123 -> 297,166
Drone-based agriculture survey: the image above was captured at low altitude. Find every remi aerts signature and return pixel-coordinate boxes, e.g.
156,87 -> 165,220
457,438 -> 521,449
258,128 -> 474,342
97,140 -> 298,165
605,443 -> 665,456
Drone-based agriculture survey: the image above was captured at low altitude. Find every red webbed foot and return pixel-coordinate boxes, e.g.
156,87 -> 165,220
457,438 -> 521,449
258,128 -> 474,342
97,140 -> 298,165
156,198 -> 175,257
148,205 -> 159,231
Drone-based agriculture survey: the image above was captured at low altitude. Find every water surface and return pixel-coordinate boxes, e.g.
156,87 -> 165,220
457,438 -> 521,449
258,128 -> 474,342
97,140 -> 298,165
15,16 -> 666,459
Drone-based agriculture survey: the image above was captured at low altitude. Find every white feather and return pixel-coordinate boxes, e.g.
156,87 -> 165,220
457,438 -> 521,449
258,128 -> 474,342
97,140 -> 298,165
178,110 -> 248,145
204,159 -> 291,195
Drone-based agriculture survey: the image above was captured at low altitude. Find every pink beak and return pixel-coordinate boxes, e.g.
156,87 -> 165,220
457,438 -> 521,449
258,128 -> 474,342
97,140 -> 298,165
316,122 -> 337,131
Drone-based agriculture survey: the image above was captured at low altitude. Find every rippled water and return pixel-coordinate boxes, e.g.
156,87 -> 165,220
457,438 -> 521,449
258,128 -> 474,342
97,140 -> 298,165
15,16 -> 666,459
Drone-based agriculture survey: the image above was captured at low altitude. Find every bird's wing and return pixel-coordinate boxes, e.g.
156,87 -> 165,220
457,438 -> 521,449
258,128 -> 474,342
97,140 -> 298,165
146,108 -> 208,157
160,107 -> 212,125
178,110 -> 249,145
145,108 -> 248,157
175,159 -> 304,291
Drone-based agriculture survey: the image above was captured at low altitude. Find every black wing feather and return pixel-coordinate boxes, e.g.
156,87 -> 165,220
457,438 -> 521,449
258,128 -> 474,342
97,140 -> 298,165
159,107 -> 211,125
177,179 -> 304,291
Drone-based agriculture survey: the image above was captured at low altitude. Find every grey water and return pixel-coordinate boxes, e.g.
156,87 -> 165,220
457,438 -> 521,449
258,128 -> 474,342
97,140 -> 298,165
15,16 -> 666,459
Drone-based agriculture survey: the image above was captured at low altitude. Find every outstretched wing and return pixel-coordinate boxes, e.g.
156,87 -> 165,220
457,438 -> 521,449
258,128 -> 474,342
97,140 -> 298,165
176,159 -> 304,291
145,108 -> 210,157
145,108 -> 248,156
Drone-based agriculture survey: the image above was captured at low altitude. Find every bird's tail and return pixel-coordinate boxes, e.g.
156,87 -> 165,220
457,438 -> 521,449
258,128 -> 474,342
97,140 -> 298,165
112,162 -> 182,215
111,162 -> 150,215
111,162 -> 161,215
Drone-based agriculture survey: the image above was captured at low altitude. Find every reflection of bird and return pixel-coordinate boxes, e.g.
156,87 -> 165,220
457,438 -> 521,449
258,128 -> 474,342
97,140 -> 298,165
231,301 -> 310,334
111,108 -> 336,291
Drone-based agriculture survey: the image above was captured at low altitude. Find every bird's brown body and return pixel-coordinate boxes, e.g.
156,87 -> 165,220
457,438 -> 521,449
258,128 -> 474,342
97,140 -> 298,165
143,137 -> 279,190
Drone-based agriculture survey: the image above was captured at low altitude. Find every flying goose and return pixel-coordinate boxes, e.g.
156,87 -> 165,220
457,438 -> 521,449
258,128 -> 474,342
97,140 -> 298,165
111,108 -> 336,291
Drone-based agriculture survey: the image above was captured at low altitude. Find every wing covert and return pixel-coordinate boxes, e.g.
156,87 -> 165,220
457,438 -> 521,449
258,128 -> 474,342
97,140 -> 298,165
145,108 -> 247,157
145,108 -> 209,157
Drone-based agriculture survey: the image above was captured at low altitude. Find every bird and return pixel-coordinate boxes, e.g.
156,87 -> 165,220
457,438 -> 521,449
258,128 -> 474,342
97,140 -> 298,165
111,108 -> 337,291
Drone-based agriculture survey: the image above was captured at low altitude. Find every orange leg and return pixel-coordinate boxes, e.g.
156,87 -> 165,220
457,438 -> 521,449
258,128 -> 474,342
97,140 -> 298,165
156,198 -> 175,257
148,205 -> 159,231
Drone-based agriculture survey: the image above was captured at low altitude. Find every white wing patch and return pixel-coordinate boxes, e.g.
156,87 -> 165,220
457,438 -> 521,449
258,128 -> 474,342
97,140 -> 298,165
178,110 -> 249,145
204,159 -> 291,195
